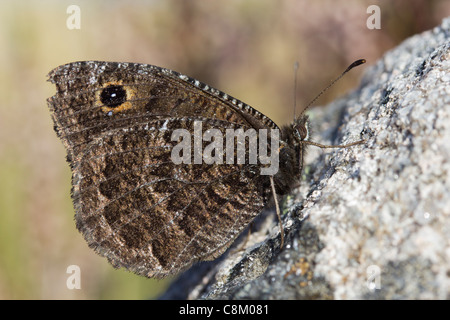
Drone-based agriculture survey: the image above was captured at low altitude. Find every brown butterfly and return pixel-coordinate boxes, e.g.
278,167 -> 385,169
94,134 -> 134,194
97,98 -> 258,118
47,59 -> 364,278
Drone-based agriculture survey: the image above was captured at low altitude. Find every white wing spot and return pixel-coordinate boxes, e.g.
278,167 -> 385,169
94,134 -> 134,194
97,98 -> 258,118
160,120 -> 169,131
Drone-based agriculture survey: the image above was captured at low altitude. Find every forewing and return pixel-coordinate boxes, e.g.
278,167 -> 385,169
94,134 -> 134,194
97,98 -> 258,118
47,61 -> 278,158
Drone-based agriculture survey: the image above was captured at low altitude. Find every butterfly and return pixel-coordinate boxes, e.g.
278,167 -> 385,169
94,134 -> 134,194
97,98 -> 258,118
47,59 -> 365,278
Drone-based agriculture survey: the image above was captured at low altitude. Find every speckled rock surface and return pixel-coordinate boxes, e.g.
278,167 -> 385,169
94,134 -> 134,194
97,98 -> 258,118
160,17 -> 450,300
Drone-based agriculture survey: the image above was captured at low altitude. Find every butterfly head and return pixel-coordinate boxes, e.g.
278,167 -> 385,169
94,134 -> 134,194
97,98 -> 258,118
292,114 -> 310,143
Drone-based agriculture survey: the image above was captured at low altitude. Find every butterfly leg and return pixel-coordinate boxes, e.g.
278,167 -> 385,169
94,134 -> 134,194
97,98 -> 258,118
270,175 -> 284,249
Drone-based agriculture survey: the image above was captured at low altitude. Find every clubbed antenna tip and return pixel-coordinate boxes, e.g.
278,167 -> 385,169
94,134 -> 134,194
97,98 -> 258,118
300,59 -> 366,116
344,59 -> 366,73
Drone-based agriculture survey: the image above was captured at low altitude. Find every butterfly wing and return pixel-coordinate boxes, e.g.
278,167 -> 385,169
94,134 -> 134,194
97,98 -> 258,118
47,61 -> 278,157
72,118 -> 270,277
47,61 -> 277,277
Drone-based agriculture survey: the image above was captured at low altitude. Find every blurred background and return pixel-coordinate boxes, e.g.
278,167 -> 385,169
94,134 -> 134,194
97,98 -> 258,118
0,0 -> 448,299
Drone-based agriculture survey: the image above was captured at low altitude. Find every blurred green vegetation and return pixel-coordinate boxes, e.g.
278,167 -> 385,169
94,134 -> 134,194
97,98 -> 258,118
0,0 -> 448,299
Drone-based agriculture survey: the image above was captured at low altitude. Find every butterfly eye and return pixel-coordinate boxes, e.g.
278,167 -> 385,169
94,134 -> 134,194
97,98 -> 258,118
100,85 -> 127,108
293,123 -> 308,141
298,123 -> 308,141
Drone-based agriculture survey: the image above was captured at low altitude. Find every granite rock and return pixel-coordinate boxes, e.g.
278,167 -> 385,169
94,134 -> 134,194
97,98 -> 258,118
160,17 -> 450,300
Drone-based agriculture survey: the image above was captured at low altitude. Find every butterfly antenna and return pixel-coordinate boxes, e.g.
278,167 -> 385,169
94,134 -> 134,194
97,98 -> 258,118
293,61 -> 299,121
299,59 -> 366,116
